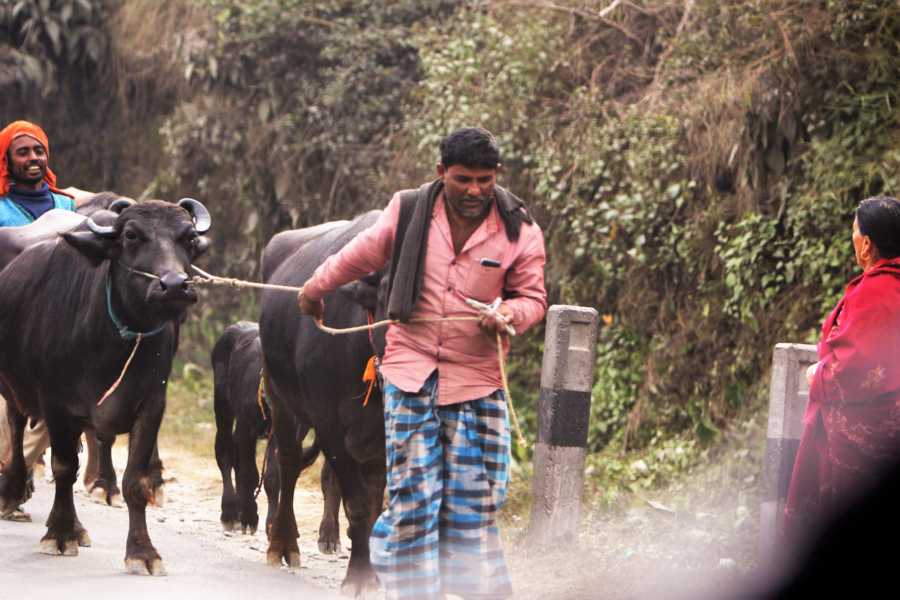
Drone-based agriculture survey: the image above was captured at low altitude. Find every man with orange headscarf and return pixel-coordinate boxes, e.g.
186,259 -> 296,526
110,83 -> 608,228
0,120 -> 78,521
0,120 -> 76,226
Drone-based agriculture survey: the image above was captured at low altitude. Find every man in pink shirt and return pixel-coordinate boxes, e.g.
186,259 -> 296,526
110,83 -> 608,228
299,127 -> 547,599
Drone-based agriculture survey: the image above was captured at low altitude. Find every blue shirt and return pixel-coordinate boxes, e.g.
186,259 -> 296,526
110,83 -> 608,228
0,184 -> 76,227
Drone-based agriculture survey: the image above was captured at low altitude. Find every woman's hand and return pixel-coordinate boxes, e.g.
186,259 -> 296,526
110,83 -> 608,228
806,362 -> 819,386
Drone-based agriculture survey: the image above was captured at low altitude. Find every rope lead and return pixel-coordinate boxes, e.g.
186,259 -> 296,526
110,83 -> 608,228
97,333 -> 143,406
191,265 -> 528,446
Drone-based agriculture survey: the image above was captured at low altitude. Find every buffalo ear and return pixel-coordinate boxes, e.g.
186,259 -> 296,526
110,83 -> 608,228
192,235 -> 210,258
61,231 -> 119,266
337,279 -> 378,312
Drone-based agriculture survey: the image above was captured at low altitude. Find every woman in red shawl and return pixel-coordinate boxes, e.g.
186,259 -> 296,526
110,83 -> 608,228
784,195 -> 900,544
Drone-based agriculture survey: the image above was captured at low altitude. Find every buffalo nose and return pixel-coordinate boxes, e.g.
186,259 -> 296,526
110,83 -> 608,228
159,272 -> 190,293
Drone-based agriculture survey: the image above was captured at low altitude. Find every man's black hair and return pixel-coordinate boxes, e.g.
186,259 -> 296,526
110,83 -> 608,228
439,127 -> 500,169
857,195 -> 900,259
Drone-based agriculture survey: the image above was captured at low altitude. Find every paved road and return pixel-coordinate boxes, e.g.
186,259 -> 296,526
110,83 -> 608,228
0,476 -> 343,600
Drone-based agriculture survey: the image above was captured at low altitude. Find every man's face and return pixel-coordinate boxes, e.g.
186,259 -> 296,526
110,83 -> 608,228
438,163 -> 497,223
7,135 -> 48,189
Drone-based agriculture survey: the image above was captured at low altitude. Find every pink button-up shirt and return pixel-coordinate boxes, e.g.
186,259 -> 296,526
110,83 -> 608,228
303,190 -> 547,404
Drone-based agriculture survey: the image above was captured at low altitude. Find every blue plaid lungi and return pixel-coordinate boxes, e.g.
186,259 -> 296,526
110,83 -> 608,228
370,371 -> 513,600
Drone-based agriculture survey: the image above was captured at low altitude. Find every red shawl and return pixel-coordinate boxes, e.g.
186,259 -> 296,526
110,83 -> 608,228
784,258 -> 900,541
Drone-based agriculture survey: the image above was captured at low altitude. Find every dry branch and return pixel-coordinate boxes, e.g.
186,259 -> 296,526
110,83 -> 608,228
768,11 -> 798,68
493,0 -> 622,21
642,0 -> 694,104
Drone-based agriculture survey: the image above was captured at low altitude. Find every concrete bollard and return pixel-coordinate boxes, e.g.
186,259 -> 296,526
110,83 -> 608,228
758,342 -> 817,561
527,305 -> 599,547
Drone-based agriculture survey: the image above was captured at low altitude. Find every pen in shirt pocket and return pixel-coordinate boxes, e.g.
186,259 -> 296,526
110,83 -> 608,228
479,258 -> 501,268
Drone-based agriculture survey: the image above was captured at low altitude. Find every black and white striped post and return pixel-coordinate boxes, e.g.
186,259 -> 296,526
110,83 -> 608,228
527,305 -> 599,547
759,342 -> 817,561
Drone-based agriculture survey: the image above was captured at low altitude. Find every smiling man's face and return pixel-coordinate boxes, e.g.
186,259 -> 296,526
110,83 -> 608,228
7,134 -> 48,190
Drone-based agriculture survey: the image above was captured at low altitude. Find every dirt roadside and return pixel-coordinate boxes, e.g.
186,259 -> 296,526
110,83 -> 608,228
2,437 -> 771,600
0,444 -> 347,600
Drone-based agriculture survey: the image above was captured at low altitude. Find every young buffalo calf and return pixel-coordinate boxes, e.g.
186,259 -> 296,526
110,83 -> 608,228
212,321 -> 343,548
212,322 -> 276,534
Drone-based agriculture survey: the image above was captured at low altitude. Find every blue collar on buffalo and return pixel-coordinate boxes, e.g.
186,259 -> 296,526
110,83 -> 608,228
105,272 -> 168,340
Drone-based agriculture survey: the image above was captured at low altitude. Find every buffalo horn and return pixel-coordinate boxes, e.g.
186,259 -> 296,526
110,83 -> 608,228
85,197 -> 134,237
109,198 -> 135,213
177,198 -> 211,234
85,217 -> 117,238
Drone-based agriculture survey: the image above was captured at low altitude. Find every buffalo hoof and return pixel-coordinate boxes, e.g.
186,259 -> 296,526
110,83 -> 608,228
0,505 -> 31,522
125,558 -> 167,576
39,537 -> 79,556
62,539 -> 79,556
0,475 -> 30,513
318,538 -> 342,554
340,566 -> 379,598
241,523 -> 257,535
88,483 -> 123,507
267,549 -> 301,569
89,486 -> 108,505
38,539 -> 59,555
221,520 -> 239,532
77,529 -> 92,547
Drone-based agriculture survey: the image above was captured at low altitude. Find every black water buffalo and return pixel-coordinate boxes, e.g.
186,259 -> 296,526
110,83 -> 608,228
0,197 -> 211,575
0,194 -> 135,508
212,321 -> 279,535
260,219 -> 350,553
259,212 -> 387,594
76,193 -> 133,507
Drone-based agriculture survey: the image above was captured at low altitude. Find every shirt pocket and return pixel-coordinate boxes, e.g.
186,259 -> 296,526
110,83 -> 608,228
463,260 -> 506,304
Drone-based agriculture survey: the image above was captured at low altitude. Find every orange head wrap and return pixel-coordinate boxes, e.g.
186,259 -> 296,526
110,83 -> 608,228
0,120 -> 69,197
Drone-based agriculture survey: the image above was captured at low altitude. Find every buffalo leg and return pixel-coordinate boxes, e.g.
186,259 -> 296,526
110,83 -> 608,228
235,418 -> 260,534
87,432 -> 122,506
323,441 -> 380,595
262,435 -> 279,537
265,397 -> 304,569
0,401 -> 30,515
40,413 -> 90,555
82,430 -> 100,490
122,401 -> 165,576
214,386 -> 239,531
362,456 -> 386,532
318,459 -> 342,554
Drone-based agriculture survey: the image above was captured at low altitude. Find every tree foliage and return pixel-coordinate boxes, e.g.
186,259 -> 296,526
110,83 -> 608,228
0,0 -> 198,190
157,0 -> 460,284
